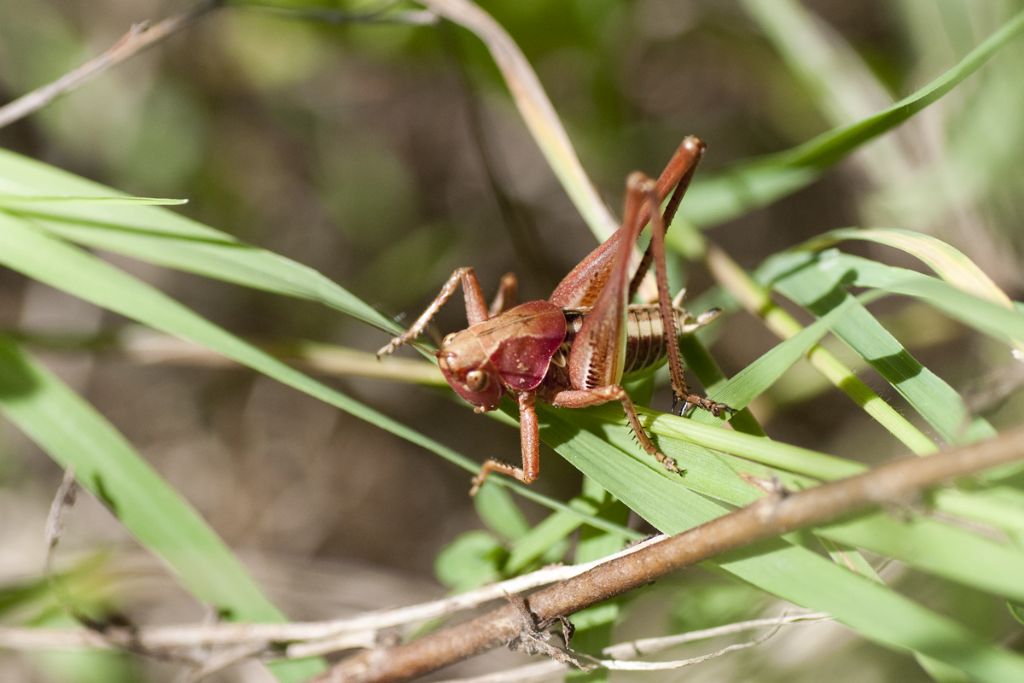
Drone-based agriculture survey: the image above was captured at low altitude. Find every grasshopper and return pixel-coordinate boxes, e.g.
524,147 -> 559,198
378,136 -> 729,494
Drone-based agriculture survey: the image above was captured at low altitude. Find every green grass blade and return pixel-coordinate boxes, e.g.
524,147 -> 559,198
795,251 -> 1024,347
819,512 -> 1024,602
540,413 -> 1024,681
801,228 -> 1024,355
420,0 -> 619,241
505,495 -> 618,574
0,195 -> 187,206
701,247 -> 1024,536
0,148 -> 397,334
759,248 -> 997,444
685,8 -> 1024,226
707,246 -> 940,455
742,0 -> 915,193
803,228 -> 1014,306
473,483 -> 531,542
743,0 -> 895,127
702,294 -> 860,411
0,211 -> 627,539
0,340 -> 322,683
678,333 -> 766,437
562,402 -> 1024,601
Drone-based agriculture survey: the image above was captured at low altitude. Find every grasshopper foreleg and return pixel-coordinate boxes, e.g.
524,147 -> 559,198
488,272 -> 519,318
376,267 -> 490,358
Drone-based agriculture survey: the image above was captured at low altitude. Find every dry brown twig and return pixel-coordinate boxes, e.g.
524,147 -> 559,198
316,425 -> 1024,682
0,1 -> 221,130
414,0 -> 619,242
0,0 -> 437,132
0,536 -> 669,657
433,612 -> 829,683
44,466 -> 79,573
6,1 -> 1024,680
13,427 -> 1024,679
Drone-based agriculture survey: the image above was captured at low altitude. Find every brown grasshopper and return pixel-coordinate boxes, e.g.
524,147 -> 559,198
378,136 -> 729,494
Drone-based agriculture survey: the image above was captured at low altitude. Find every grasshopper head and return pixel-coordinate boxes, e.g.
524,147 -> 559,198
437,331 -> 504,412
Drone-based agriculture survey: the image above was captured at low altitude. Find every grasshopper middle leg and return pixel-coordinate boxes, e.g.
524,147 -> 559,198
550,386 -> 679,473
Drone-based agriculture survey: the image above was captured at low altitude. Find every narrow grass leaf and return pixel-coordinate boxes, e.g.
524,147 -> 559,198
0,212 -> 626,539
505,497 -> 610,574
0,148 -> 397,334
0,195 -> 187,206
418,0 -> 619,240
705,244 -> 940,455
0,340 -> 322,683
700,249 -> 1024,533
743,0 -> 896,128
826,252 -> 1024,346
703,295 -> 861,411
678,334 -> 766,437
760,246 -> 997,443
801,228 -> 1024,354
803,228 -> 1015,306
473,484 -> 531,542
649,409 -> 862,481
540,412 -> 1024,681
819,513 -> 1024,602
685,8 -> 1024,226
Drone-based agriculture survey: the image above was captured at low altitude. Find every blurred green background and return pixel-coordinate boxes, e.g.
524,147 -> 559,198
1,1 -> 1023,681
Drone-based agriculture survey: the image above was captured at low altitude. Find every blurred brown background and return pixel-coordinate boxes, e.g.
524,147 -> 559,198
2,1 -> 1023,681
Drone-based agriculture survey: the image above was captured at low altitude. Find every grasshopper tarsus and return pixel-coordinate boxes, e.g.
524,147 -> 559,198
469,459 -> 535,497
671,393 -> 686,416
657,453 -> 681,474
674,392 -> 732,418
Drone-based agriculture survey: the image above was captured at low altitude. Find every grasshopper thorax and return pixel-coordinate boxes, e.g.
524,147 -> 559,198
437,300 -> 566,412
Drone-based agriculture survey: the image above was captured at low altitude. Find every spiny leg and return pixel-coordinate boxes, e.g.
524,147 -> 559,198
488,272 -> 518,318
628,136 -> 705,302
550,385 -> 679,473
639,180 -> 731,418
470,391 -> 540,495
557,174 -> 691,468
376,267 -> 490,358
548,137 -> 705,310
562,174 -> 648,391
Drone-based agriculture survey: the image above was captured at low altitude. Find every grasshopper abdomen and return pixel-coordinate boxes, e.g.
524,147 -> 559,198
563,305 -> 721,376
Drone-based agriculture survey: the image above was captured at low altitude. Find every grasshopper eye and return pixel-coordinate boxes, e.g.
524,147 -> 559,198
441,333 -> 457,347
465,369 -> 489,391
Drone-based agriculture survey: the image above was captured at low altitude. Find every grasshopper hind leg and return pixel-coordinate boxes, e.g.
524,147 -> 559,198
636,177 -> 733,421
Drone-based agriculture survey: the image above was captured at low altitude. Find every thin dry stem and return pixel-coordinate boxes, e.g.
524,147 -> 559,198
434,611 -> 829,682
704,241 -> 938,455
317,425 -> 1024,682
0,1 -> 220,130
416,0 -> 618,241
0,537 -> 669,657
44,466 -> 78,567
